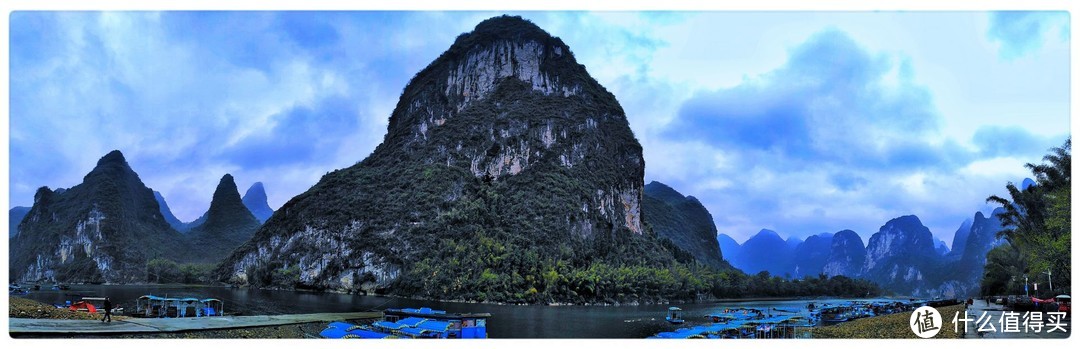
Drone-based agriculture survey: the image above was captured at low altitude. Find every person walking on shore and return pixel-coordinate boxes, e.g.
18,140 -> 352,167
102,297 -> 112,323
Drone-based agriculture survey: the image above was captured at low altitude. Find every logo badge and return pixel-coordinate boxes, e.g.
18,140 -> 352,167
910,306 -> 942,338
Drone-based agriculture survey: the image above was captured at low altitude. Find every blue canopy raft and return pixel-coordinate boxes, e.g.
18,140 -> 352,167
650,299 -> 941,339
651,312 -> 814,339
665,307 -> 685,324
132,295 -> 224,318
321,307 -> 491,339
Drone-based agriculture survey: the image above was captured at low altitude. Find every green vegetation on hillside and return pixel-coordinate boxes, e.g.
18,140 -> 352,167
222,79 -> 884,304
642,181 -> 728,269
9,151 -> 188,283
216,16 -> 884,304
186,174 -> 261,263
146,258 -> 215,284
982,138 -> 1071,296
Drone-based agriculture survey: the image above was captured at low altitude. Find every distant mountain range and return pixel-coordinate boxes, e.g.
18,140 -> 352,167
716,233 -> 740,264
935,238 -> 950,256
6,146 -> 1013,298
155,182 -> 273,232
791,232 -> 832,278
8,206 -> 30,238
719,205 -> 1007,297
242,182 -> 274,223
154,191 -> 190,232
468,174 -> 1007,298
731,229 -> 792,276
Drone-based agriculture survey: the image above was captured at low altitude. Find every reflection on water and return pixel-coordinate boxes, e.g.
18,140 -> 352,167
19,285 -> 912,338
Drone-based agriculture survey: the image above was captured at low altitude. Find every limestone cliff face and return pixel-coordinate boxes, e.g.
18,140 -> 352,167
862,215 -> 941,295
9,151 -> 187,283
443,41 -> 581,109
384,17 -> 644,236
217,16 -> 650,299
821,230 -> 866,277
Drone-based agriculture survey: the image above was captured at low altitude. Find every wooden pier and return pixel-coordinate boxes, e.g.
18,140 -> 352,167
9,311 -> 382,335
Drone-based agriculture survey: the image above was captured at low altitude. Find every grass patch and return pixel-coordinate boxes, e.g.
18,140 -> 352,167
813,304 -> 965,339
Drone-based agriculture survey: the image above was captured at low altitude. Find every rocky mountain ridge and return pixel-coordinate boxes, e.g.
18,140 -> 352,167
9,151 -> 187,283
213,16 -> 701,304
721,211 -> 1003,297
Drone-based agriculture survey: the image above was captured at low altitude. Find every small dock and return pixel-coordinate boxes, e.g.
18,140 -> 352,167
10,311 -> 382,335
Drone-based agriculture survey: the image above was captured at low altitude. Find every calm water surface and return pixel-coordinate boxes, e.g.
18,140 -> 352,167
22,285 -> 897,338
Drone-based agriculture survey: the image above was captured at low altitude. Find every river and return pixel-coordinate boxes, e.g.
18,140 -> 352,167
21,284 -> 913,338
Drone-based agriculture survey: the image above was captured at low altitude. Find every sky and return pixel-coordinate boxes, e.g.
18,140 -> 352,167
8,11 -> 1070,246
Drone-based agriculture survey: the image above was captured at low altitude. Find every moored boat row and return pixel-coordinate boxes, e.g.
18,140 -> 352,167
321,307 -> 491,339
132,295 -> 225,318
650,299 -> 961,339
651,313 -> 814,339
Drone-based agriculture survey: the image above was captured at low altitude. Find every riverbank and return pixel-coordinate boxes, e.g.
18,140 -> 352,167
813,304 -> 965,339
13,321 -> 330,339
16,286 -> 927,338
9,297 -> 349,339
309,291 -> 848,306
9,296 -> 127,321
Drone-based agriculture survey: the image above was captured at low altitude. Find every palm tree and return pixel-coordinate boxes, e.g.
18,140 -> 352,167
984,138 -> 1071,294
986,138 -> 1070,243
986,181 -> 1046,245
1029,138 -> 1070,192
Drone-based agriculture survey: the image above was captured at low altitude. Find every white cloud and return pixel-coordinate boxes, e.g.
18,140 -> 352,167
9,12 -> 1068,247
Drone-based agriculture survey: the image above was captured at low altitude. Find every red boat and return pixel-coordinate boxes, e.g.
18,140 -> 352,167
69,300 -> 98,313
